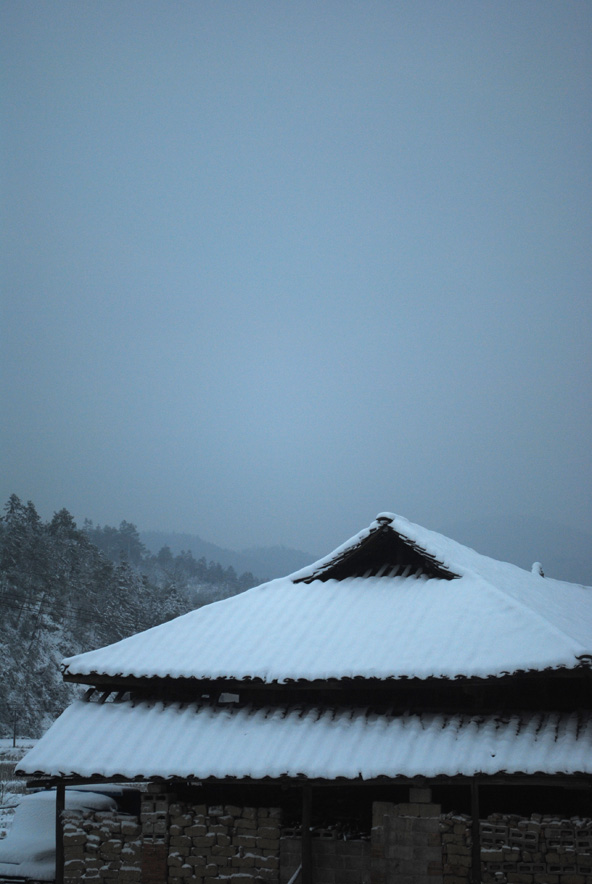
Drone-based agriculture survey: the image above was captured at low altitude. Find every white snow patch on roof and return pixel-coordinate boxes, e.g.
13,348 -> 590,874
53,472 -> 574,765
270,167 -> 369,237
61,515 -> 592,683
17,700 -> 592,781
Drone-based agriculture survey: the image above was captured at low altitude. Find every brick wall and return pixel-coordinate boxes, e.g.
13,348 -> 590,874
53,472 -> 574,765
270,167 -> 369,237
279,799 -> 441,884
61,791 -> 281,884
371,800 -> 443,884
441,812 -> 592,884
280,835 -> 371,884
59,789 -> 592,884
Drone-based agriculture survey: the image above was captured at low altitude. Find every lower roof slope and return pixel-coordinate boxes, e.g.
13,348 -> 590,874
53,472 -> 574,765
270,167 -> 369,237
18,698 -> 592,782
61,513 -> 592,684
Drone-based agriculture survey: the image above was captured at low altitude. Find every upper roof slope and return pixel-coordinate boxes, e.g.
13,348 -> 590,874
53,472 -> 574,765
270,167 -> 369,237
62,513 -> 592,683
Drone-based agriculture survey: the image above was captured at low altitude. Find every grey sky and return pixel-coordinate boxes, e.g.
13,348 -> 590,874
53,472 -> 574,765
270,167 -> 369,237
2,1 -> 591,556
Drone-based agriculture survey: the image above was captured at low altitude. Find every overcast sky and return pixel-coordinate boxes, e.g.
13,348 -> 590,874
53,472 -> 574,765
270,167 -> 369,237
2,1 -> 591,556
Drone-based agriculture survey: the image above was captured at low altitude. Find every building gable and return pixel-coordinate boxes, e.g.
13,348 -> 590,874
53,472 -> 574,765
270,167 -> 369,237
294,515 -> 459,583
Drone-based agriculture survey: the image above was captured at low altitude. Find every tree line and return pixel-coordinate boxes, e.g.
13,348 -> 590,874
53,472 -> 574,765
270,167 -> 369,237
0,495 -> 258,736
82,519 -> 257,592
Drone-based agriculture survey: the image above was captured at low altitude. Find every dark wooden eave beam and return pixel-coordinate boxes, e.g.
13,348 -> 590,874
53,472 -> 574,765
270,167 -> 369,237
23,773 -> 592,789
62,667 -> 592,694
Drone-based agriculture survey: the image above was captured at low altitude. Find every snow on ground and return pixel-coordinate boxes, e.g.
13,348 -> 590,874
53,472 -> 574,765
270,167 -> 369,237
0,739 -> 37,841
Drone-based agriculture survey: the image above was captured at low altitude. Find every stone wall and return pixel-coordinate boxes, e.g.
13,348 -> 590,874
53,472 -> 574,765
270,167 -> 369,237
60,789 -> 592,884
62,792 -> 280,884
167,800 -> 280,883
440,812 -> 592,884
62,808 -> 142,882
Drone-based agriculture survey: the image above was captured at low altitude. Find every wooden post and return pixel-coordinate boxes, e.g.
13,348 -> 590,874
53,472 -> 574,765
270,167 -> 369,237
55,782 -> 65,884
470,779 -> 481,884
302,785 -> 312,884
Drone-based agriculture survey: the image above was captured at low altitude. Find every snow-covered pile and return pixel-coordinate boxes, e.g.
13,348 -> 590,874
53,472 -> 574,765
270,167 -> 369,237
0,789 -> 116,881
0,740 -> 36,842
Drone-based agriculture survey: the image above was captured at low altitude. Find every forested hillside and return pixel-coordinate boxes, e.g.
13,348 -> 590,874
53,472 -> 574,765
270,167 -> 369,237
141,530 -> 313,581
0,495 -> 258,737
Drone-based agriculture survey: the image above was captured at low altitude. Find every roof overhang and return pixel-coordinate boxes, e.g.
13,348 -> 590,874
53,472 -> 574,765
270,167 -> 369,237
18,699 -> 592,783
58,513 -> 592,686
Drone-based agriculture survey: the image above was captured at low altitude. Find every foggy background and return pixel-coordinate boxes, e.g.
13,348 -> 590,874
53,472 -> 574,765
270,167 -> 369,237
2,2 -> 591,580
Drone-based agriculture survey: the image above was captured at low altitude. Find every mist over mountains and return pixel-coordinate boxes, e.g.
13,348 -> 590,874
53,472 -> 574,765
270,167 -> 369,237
143,513 -> 591,586
1,493 -> 590,739
141,531 -> 314,582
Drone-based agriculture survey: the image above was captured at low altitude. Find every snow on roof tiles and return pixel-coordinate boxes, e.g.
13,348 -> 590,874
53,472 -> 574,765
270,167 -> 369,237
61,514 -> 592,683
18,699 -> 592,781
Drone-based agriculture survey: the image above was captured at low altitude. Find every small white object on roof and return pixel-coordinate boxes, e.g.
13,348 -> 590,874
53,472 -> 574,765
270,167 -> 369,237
60,514 -> 592,684
532,562 -> 545,577
17,699 -> 592,782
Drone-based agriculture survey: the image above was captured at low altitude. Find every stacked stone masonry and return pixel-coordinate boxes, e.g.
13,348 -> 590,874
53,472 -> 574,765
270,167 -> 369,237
59,790 -> 592,884
440,812 -> 592,884
62,808 -> 142,883
167,800 -> 281,884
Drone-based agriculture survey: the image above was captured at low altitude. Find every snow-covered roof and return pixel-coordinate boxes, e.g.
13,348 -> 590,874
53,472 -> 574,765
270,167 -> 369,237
18,699 -> 592,781
61,513 -> 592,683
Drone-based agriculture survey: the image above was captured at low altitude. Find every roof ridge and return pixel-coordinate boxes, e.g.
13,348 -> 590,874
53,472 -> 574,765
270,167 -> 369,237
388,514 -> 592,661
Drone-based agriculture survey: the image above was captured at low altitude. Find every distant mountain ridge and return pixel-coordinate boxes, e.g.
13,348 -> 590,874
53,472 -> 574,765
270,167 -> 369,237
141,530 -> 315,582
144,515 -> 591,586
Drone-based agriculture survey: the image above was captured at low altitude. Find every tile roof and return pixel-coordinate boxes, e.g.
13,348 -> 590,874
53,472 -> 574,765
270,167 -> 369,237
18,699 -> 592,781
61,514 -> 592,684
